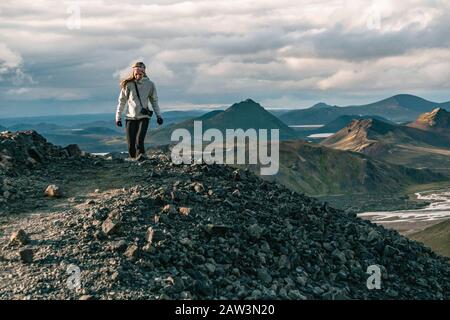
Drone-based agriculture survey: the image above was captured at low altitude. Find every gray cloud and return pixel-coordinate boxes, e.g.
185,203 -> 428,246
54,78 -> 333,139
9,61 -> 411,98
1,0 -> 450,117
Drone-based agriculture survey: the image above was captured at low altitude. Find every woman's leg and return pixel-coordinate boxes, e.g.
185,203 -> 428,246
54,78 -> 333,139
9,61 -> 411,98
136,117 -> 150,156
125,119 -> 138,158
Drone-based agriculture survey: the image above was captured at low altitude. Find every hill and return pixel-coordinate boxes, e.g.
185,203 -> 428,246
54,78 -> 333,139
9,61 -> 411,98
0,130 -> 449,299
321,118 -> 398,154
308,115 -> 394,136
408,108 -> 450,132
242,140 -> 443,196
321,114 -> 450,174
280,94 -> 450,125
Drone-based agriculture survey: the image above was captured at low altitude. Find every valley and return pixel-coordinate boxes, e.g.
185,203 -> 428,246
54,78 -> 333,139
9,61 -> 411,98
1,95 -> 449,259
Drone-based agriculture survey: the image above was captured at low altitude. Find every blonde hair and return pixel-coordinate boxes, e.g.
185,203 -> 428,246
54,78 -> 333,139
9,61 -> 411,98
120,62 -> 147,89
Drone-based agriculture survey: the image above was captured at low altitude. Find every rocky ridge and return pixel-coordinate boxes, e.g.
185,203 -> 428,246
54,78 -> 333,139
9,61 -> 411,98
0,131 -> 449,300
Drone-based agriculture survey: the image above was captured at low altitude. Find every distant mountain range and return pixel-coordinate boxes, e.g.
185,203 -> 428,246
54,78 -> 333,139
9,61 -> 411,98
0,110 -> 210,128
1,97 -> 448,202
0,110 -> 213,153
147,99 -> 298,145
6,122 -> 66,133
280,94 -> 450,125
321,108 -> 450,174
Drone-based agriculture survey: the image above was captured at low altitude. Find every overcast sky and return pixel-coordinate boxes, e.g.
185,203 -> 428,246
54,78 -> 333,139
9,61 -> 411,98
1,0 -> 450,117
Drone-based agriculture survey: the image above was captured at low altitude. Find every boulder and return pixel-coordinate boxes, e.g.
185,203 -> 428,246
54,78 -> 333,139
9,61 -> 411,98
179,207 -> 191,216
64,144 -> 82,157
101,218 -> 121,236
10,229 -> 30,246
124,244 -> 139,260
18,248 -> 34,263
44,184 -> 62,198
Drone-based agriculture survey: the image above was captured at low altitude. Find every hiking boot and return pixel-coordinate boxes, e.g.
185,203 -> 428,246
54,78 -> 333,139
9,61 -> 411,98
135,153 -> 148,162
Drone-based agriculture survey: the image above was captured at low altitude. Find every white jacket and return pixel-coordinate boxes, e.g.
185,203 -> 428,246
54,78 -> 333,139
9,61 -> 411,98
116,76 -> 161,122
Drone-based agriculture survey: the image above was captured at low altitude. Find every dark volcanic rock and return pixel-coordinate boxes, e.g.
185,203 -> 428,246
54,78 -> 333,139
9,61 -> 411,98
0,131 -> 448,300
0,130 -> 97,215
9,229 -> 30,246
101,218 -> 121,236
18,248 -> 34,263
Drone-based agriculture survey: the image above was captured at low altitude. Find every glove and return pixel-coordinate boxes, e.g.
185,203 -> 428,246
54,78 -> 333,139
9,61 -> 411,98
157,117 -> 163,125
116,120 -> 122,127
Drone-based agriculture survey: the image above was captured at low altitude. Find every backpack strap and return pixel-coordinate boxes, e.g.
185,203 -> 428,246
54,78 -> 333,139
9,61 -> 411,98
133,81 -> 144,108
125,80 -> 151,115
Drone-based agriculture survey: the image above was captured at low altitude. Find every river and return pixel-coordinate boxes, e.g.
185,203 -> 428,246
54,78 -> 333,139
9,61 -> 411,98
358,189 -> 450,234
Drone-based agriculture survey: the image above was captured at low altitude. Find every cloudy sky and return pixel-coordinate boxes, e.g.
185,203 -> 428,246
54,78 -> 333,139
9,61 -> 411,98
1,0 -> 450,117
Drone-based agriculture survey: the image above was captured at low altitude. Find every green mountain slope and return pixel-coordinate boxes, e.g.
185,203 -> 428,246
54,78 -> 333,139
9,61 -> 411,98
410,219 -> 450,257
147,99 -> 298,146
242,140 -> 443,196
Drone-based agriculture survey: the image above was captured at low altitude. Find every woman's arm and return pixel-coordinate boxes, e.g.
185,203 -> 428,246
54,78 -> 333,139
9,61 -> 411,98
148,82 -> 161,118
116,86 -> 128,122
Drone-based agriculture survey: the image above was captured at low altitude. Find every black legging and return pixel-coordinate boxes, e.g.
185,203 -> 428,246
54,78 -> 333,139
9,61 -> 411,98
125,118 -> 149,158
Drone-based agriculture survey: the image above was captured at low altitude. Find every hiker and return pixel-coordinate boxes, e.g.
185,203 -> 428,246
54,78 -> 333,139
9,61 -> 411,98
115,61 -> 163,160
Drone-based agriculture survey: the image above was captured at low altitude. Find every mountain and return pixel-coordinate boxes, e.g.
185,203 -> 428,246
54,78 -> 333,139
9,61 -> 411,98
1,130 -> 449,299
7,122 -> 66,133
267,109 -> 293,117
147,99 -> 298,146
0,110 -> 211,129
322,117 -> 450,152
241,140 -> 443,196
281,104 -> 341,125
321,118 -> 398,154
280,94 -> 450,125
160,110 -> 214,125
310,102 -> 334,109
310,115 -> 394,135
321,114 -> 450,174
408,108 -> 450,132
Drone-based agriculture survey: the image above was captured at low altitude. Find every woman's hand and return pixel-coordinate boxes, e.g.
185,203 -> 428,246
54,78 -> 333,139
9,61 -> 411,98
157,117 -> 163,125
116,120 -> 123,127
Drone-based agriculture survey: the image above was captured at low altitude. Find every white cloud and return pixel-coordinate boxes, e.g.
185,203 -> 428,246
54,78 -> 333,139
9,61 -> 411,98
318,48 -> 450,90
0,43 -> 22,69
0,0 -> 449,116
6,87 -> 30,95
5,87 -> 89,101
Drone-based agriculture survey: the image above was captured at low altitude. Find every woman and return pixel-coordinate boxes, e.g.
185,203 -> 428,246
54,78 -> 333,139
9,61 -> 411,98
116,61 -> 163,160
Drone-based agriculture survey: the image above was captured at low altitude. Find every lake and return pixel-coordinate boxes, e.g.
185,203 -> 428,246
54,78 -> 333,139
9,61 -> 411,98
288,125 -> 324,128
